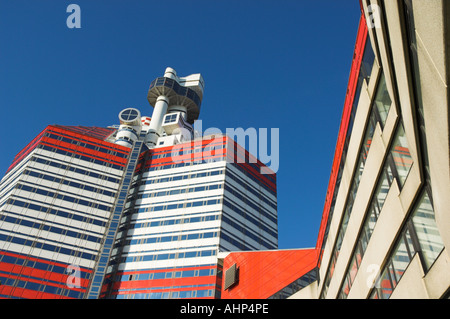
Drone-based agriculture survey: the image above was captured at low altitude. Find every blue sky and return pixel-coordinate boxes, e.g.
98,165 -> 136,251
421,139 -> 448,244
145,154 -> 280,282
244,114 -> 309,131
0,0 -> 361,249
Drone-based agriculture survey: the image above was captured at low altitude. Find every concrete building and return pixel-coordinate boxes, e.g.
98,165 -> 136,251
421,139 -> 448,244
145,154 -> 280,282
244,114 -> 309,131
220,0 -> 450,299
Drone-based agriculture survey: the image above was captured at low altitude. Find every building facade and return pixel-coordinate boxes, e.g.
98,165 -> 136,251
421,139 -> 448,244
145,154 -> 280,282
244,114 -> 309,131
219,0 -> 450,300
220,249 -> 318,299
311,0 -> 450,299
0,68 -> 278,299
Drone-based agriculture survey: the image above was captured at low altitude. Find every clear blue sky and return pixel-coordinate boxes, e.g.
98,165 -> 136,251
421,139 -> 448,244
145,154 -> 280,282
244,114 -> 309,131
0,0 -> 361,249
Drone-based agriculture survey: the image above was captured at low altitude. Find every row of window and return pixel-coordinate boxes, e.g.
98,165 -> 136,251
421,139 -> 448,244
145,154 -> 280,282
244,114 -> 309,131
337,122 -> 414,299
133,197 -> 223,214
320,71 -> 393,298
228,141 -> 277,184
365,0 -> 447,299
151,143 -> 225,159
1,157 -> 33,196
44,131 -> 129,159
23,169 -> 116,198
15,183 -> 112,212
0,277 -> 85,299
150,76 -> 201,107
140,169 -> 224,186
135,183 -> 223,201
225,169 -> 277,210
0,232 -> 97,261
223,197 -> 277,239
229,154 -> 276,185
54,126 -> 116,142
37,144 -> 126,171
114,288 -> 216,299
129,213 -> 220,230
229,163 -> 276,196
125,231 -> 219,247
30,156 -> 121,184
117,267 -> 217,282
224,184 -> 276,224
221,215 -> 277,250
219,229 -> 268,251
145,157 -> 226,172
5,198 -> 108,227
369,190 -> 444,299
0,214 -> 103,244
119,249 -> 218,264
0,253 -> 91,279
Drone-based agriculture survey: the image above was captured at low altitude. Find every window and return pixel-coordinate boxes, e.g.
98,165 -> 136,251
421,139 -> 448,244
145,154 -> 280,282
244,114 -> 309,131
373,74 -> 392,127
360,37 -> 376,82
369,188 -> 444,299
411,191 -> 444,270
391,229 -> 415,281
390,123 -> 413,187
119,108 -> 140,122
163,113 -> 177,124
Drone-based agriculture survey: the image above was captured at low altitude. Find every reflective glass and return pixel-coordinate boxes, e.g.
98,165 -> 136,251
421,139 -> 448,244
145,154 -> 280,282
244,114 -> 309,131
390,123 -> 413,186
120,109 -> 139,121
391,235 -> 412,284
373,74 -> 392,127
378,268 -> 393,299
360,38 -> 375,82
412,192 -> 445,270
374,169 -> 390,213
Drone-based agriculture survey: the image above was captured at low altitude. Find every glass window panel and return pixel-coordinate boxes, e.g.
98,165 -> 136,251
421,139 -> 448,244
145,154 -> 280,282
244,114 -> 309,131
341,276 -> 350,299
379,268 -> 393,299
360,228 -> 369,252
387,263 -> 398,288
355,244 -> 363,267
353,154 -> 365,189
348,255 -> 359,285
362,109 -> 377,162
373,74 -> 392,127
374,168 -> 390,213
391,235 -> 411,284
366,205 -> 378,236
405,228 -> 416,257
360,37 -> 375,82
412,191 -> 445,270
390,123 -> 413,186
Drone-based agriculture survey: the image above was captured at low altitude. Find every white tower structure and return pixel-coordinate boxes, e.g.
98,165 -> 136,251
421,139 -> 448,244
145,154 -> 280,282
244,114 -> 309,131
145,67 -> 204,149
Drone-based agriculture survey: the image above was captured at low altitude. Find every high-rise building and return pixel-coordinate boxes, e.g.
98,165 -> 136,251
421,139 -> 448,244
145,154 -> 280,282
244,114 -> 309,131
0,68 -> 277,299
219,0 -> 450,300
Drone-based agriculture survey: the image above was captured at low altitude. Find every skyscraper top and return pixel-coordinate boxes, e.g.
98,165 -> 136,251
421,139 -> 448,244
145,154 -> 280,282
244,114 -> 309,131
147,67 -> 205,124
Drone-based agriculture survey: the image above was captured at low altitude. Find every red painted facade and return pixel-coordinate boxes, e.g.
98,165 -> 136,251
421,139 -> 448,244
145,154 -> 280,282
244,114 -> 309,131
221,249 -> 318,299
6,125 -> 129,173
0,250 -> 92,299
